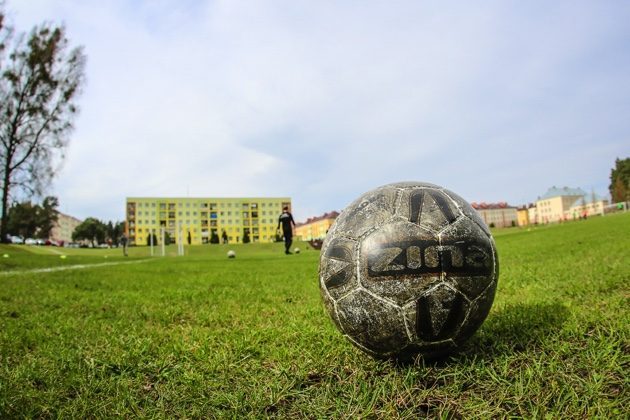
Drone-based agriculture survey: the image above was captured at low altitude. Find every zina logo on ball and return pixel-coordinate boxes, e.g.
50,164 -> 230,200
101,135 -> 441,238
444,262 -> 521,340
319,182 -> 498,360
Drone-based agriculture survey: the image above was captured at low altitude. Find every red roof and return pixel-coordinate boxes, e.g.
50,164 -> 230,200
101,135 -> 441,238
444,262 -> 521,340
470,202 -> 516,210
296,211 -> 339,227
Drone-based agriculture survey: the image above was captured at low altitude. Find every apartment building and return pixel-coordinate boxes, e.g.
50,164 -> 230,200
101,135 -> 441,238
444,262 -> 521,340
50,212 -> 82,244
471,202 -> 518,228
535,187 -> 586,223
295,211 -> 339,241
126,197 -> 291,245
516,205 -> 533,227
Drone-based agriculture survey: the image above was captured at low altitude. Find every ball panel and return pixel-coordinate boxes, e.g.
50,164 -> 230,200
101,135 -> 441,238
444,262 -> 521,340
396,188 -> 461,234
335,289 -> 409,355
332,187 -> 398,239
440,188 -> 492,237
440,217 -> 496,300
455,280 -> 497,344
358,220 -> 441,306
416,284 -> 468,341
320,292 -> 344,333
319,237 -> 359,300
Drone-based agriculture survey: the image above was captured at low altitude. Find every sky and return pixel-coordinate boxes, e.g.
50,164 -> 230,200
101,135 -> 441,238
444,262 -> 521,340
7,0 -> 630,222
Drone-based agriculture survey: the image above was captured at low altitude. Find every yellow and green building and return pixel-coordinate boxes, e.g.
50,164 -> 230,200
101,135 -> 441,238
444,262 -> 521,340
295,211 -> 339,241
125,197 -> 291,245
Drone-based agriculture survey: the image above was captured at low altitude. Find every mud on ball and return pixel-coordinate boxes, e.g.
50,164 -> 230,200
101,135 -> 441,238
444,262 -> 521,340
319,182 -> 498,360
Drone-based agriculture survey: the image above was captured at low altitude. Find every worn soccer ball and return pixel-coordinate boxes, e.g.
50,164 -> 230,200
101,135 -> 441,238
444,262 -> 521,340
227,250 -> 236,259
294,247 -> 301,254
319,182 -> 498,360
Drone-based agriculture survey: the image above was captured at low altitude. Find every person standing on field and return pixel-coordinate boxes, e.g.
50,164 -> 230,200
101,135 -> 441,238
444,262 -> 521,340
120,233 -> 128,257
277,206 -> 296,255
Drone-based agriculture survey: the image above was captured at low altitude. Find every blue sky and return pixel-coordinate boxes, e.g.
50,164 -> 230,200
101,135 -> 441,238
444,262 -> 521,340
8,0 -> 630,222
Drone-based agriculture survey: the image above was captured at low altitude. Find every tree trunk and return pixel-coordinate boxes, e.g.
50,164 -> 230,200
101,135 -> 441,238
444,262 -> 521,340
1,162 -> 11,242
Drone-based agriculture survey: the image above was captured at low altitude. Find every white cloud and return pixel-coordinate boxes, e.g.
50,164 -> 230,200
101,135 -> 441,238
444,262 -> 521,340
8,1 -> 630,221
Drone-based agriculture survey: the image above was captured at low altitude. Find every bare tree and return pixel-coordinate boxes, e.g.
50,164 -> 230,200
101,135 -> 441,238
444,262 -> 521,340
0,9 -> 86,241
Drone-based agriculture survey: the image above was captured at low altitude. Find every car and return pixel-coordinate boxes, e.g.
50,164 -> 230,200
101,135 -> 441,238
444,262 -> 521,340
25,238 -> 37,245
10,236 -> 24,244
35,239 -> 45,246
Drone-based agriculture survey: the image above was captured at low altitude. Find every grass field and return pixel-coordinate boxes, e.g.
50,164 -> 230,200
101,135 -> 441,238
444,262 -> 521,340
1,214 -> 628,417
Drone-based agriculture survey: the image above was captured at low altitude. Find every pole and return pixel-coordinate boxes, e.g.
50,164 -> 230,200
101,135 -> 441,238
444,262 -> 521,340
178,225 -> 183,256
161,227 -> 165,257
150,228 -> 154,256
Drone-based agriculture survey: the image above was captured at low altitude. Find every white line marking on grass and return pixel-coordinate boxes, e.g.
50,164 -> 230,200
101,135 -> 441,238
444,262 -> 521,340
0,259 -> 154,276
39,247 -> 65,255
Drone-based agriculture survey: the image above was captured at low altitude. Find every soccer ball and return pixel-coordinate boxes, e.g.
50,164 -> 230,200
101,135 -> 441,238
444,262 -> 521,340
227,250 -> 236,259
294,247 -> 301,254
319,182 -> 498,360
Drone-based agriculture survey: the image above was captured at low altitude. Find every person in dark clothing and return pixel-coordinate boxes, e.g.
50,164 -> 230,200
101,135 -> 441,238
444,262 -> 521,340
277,206 -> 296,254
120,234 -> 128,257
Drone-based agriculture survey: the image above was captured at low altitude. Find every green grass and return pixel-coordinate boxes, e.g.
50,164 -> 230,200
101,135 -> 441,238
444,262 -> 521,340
1,215 -> 628,418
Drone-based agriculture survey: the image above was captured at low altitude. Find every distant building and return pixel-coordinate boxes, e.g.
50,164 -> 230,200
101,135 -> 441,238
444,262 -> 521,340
471,202 -> 518,228
535,186 -> 586,223
126,197 -> 291,245
295,211 -> 339,241
567,193 -> 609,220
50,212 -> 82,244
528,204 -> 539,225
516,205 -> 534,227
